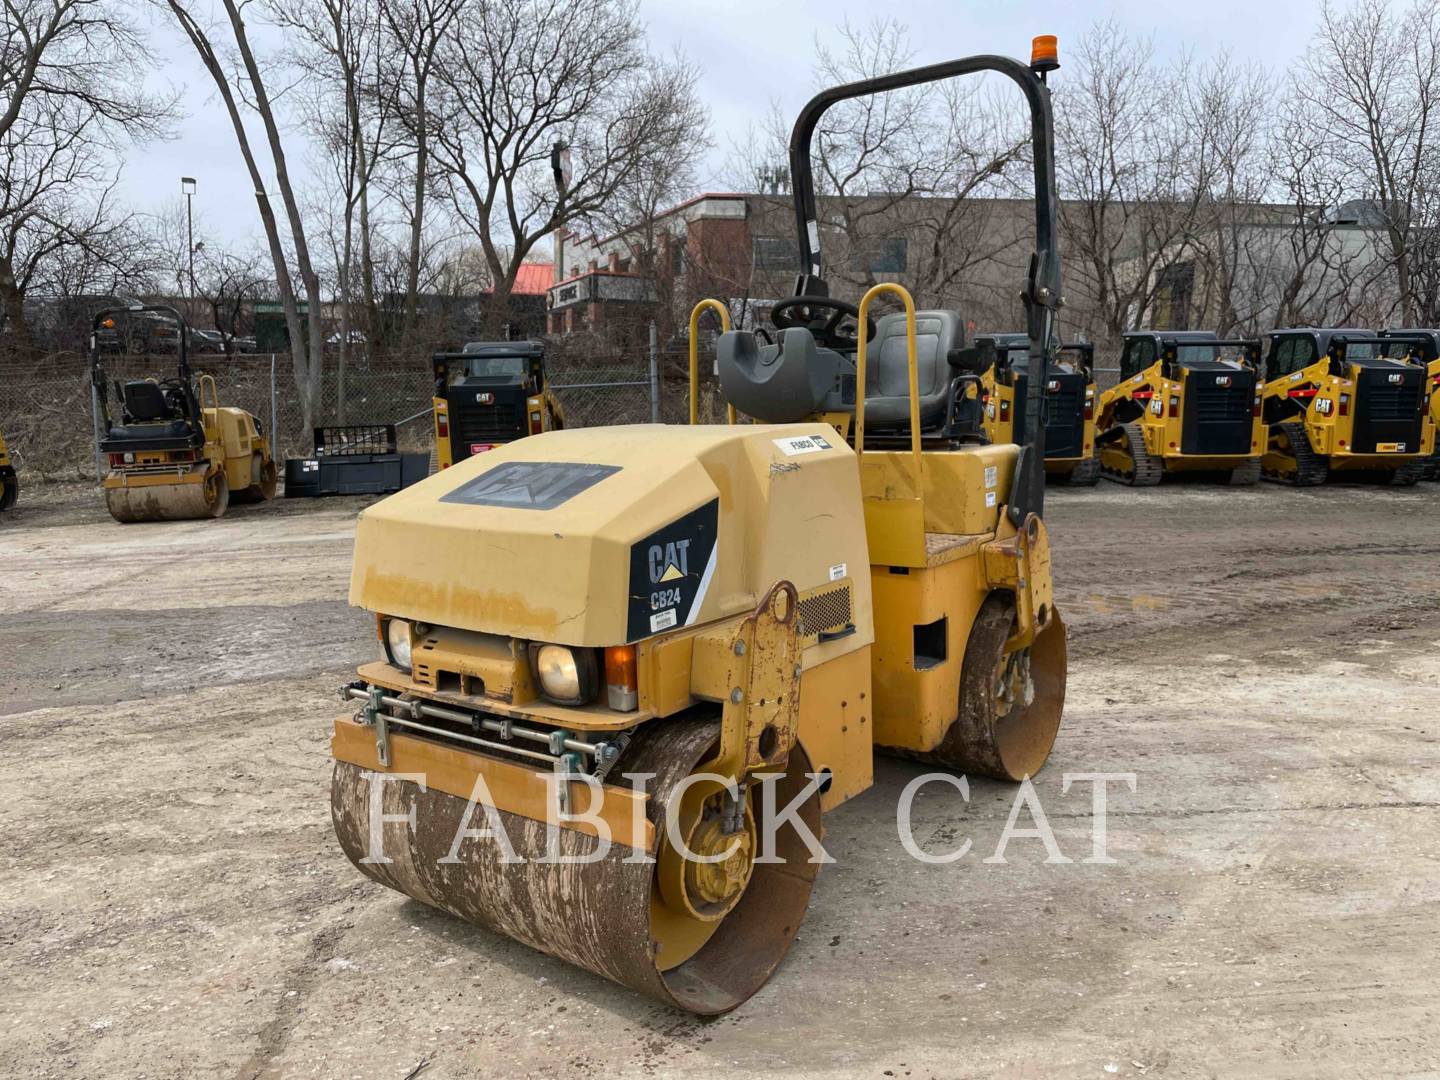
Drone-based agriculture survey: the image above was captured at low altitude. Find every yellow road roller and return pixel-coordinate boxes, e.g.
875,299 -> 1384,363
1260,328 -> 1436,486
1096,331 -> 1265,485
976,333 -> 1099,484
331,40 -> 1069,1014
0,428 -> 16,511
91,306 -> 277,523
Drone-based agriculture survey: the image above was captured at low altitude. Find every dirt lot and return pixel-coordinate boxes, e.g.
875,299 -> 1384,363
2,478 -> 1438,1079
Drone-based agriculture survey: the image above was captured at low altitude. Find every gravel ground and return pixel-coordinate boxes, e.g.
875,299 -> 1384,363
1,478 -> 1438,1079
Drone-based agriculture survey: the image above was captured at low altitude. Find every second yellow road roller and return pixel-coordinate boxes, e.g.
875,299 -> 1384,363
91,305 -> 277,522
331,39 -> 1069,1014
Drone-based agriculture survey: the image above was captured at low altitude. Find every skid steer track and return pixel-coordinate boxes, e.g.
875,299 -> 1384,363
1102,422 -> 1163,486
1265,421 -> 1327,486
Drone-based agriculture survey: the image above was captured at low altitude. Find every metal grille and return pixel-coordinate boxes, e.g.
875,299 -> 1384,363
453,403 -> 523,443
1043,374 -> 1086,457
798,583 -> 853,643
1364,382 -> 1421,421
1194,385 -> 1250,422
315,424 -> 397,456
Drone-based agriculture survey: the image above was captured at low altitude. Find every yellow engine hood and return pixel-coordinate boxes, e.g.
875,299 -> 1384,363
350,423 -> 873,647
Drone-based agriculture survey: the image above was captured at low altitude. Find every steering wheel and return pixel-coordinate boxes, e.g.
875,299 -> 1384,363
770,296 -> 876,349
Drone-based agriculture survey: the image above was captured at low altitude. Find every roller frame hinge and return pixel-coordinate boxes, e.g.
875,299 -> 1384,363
695,581 -> 803,784
982,512 -> 1055,651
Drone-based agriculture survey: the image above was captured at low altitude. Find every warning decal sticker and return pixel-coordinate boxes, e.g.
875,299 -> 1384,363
627,499 -> 719,641
439,461 -> 620,510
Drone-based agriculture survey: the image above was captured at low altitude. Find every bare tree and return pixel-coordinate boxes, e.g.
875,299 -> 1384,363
164,0 -> 328,432
0,0 -> 168,143
1055,21 -> 1209,340
586,48 -> 708,339
0,0 -> 169,348
1298,0 -> 1440,324
1180,53 -> 1275,336
1411,136 -> 1440,324
427,0 -> 706,337
377,0 -> 462,338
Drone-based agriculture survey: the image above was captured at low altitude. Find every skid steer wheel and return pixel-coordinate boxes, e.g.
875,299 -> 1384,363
331,720 -> 822,1015
921,595 -> 1067,781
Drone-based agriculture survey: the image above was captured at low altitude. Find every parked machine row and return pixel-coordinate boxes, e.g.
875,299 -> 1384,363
968,325 -> 1439,487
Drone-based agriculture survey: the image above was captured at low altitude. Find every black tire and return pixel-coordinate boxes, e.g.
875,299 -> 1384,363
232,455 -> 278,503
206,470 -> 230,518
1266,422 -> 1328,486
0,471 -> 17,511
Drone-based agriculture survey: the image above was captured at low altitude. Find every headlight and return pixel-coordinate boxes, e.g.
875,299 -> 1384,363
529,643 -> 598,705
385,618 -> 413,672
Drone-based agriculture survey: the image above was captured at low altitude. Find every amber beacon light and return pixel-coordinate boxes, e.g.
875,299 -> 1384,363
1031,35 -> 1059,73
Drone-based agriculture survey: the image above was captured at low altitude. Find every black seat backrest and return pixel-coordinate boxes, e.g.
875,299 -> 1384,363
122,381 -> 172,422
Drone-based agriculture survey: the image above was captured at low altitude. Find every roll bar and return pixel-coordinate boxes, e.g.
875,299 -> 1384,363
89,304 -> 199,432
786,45 -> 1061,524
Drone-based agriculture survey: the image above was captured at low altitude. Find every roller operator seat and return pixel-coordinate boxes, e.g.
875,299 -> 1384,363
861,309 -> 964,429
715,307 -> 966,432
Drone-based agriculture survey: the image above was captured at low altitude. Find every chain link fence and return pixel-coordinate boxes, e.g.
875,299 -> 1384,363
0,348 -> 665,482
0,340 -> 1126,483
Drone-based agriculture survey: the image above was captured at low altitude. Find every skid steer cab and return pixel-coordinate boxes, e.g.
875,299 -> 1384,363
1096,331 -> 1263,486
1378,328 -> 1440,481
0,429 -> 17,511
90,305 -> 277,523
975,333 -> 1098,485
331,37 -> 1069,1017
1260,328 -> 1435,486
431,340 -> 564,468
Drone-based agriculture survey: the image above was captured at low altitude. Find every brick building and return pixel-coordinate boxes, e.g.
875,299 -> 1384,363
547,191 -> 1039,348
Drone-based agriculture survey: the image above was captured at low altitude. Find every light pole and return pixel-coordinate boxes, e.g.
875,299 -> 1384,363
181,176 -> 196,301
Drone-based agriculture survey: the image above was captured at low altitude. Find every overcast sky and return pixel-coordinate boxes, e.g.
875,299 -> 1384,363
126,0 -> 1326,249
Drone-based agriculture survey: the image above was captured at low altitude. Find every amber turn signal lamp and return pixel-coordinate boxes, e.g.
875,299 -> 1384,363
604,645 -> 638,712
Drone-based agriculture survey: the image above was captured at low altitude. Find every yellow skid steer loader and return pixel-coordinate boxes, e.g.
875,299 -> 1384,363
1096,331 -> 1264,486
1261,328 -> 1435,486
975,333 -> 1098,484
